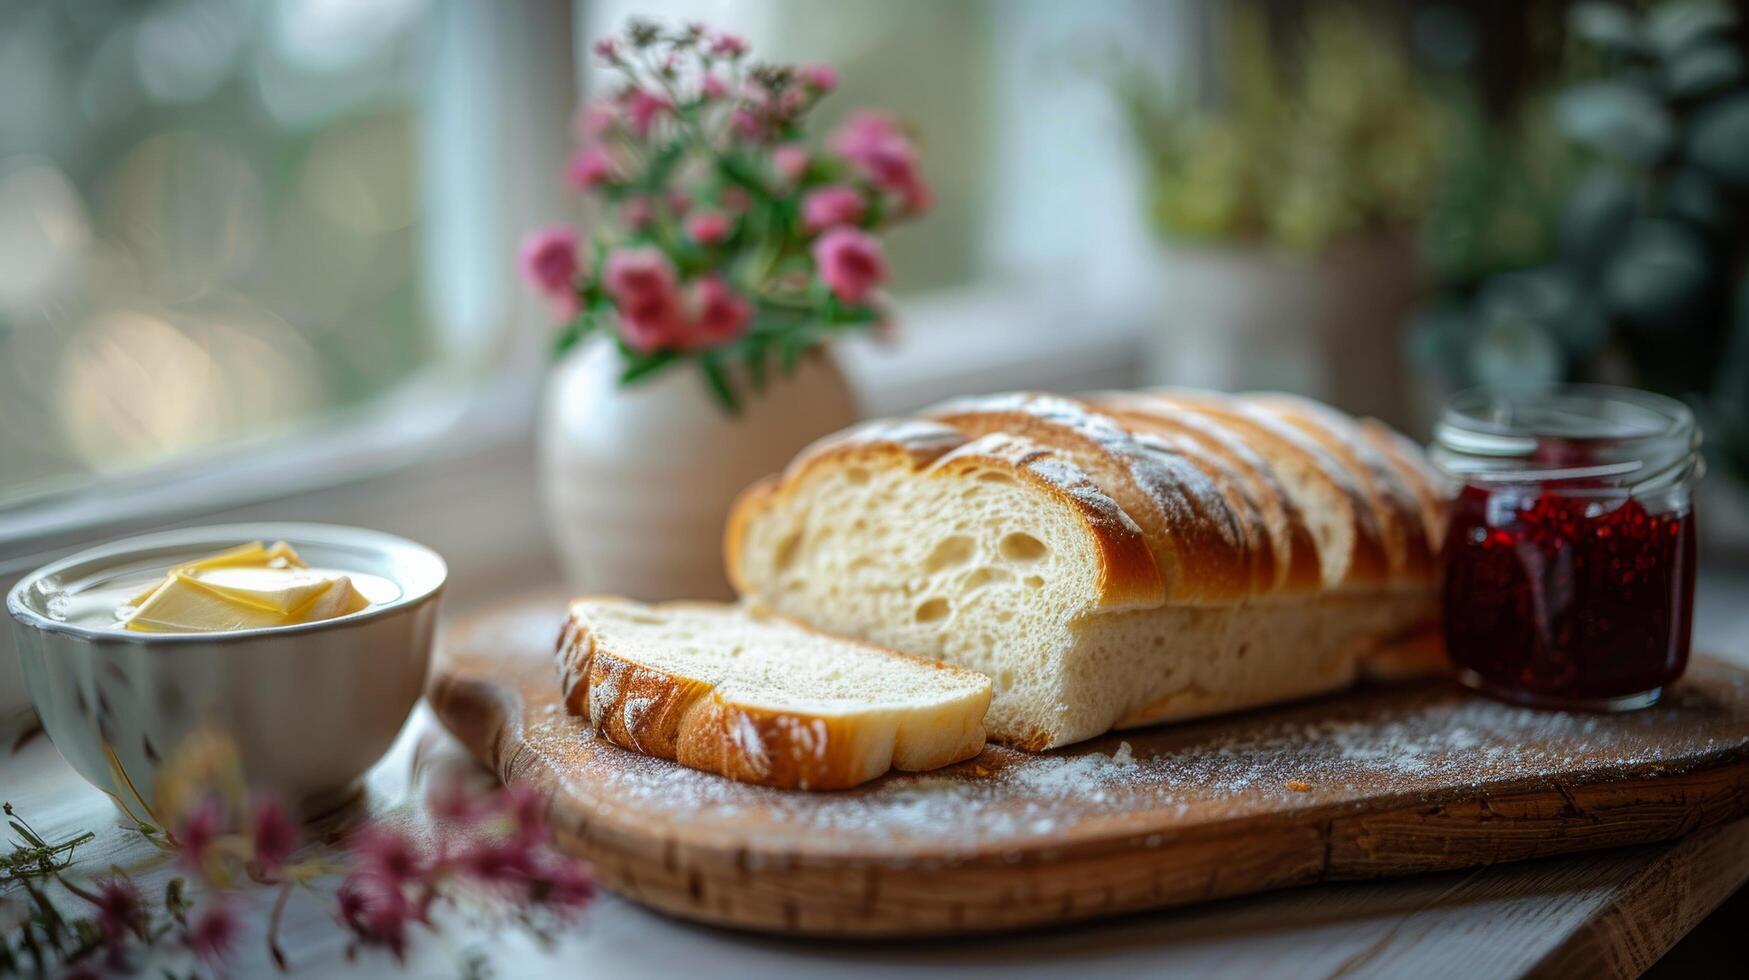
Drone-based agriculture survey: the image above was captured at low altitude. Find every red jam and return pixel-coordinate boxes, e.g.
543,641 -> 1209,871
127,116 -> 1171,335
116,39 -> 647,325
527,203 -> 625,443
1442,483 -> 1697,709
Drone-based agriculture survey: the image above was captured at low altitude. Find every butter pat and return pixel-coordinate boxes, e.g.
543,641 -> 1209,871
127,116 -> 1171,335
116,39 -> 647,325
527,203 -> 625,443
124,541 -> 370,633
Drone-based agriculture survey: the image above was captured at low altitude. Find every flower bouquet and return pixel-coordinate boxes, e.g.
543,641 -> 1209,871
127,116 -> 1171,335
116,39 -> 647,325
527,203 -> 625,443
519,19 -> 932,412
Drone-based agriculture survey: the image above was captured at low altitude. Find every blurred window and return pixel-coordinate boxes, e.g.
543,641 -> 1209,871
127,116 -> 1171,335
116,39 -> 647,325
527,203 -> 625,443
0,0 -> 440,511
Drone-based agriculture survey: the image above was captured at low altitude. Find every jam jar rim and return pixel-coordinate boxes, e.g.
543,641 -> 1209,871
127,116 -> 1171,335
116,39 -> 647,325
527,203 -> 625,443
1430,383 -> 1703,493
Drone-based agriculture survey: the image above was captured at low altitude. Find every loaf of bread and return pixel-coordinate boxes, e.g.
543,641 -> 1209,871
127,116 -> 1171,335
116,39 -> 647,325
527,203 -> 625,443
555,597 -> 991,789
725,389 -> 1447,751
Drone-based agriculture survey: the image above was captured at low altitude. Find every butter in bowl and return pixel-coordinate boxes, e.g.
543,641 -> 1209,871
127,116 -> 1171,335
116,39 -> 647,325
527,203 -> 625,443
7,523 -> 445,822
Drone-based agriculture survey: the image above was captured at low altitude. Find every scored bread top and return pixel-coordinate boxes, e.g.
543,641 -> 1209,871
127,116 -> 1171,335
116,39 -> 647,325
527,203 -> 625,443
729,389 -> 1441,606
557,597 -> 992,790
727,417 -> 1167,612
924,393 -> 1251,604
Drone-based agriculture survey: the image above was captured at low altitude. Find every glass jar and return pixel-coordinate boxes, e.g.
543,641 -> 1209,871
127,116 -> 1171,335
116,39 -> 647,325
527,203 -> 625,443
1429,384 -> 1702,711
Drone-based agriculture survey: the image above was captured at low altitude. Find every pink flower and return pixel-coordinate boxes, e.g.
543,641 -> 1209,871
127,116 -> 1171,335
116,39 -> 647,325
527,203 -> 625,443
538,855 -> 597,909
800,64 -> 839,93
710,32 -> 748,58
187,903 -> 241,962
898,174 -> 935,214
576,102 -> 617,140
686,209 -> 732,245
517,226 -> 580,298
688,277 -> 751,346
96,879 -> 143,948
426,773 -> 487,824
603,247 -> 677,302
729,109 -> 761,140
772,143 -> 811,183
249,796 -> 299,872
802,185 -> 866,232
176,796 -> 224,876
496,783 -> 549,844
721,187 -> 751,213
624,88 -> 671,138
604,248 -> 685,352
700,73 -> 728,101
566,147 -> 615,189
666,190 -> 693,215
592,36 -> 620,62
830,111 -> 930,212
337,874 -> 413,959
462,841 -> 536,884
619,196 -> 654,230
350,825 -> 425,884
812,227 -> 887,304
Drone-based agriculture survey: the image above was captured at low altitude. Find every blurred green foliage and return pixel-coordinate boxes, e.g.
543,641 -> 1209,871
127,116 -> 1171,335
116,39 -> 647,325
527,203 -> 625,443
1116,5 -> 1445,253
1411,0 -> 1749,479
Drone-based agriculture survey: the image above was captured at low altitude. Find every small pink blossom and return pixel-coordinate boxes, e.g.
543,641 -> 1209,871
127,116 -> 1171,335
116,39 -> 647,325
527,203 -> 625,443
337,874 -> 413,959
688,277 -> 752,346
350,826 -> 424,884
812,227 -> 887,304
566,147 -> 615,189
729,109 -> 761,140
710,32 -> 747,58
176,796 -> 224,876
187,903 -> 241,962
517,226 -> 580,298
686,209 -> 732,245
619,196 -> 654,230
496,783 -> 549,845
700,73 -> 728,101
772,143 -> 811,183
591,36 -> 620,61
550,290 -> 581,322
666,190 -> 693,215
457,834 -> 538,885
720,187 -> 751,213
604,248 -> 685,352
830,111 -> 929,212
800,63 -> 839,93
802,185 -> 866,232
96,879 -> 143,948
576,102 -> 617,140
249,796 -> 299,872
604,247 -> 677,301
624,88 -> 671,138
898,174 -> 935,214
539,855 -> 598,908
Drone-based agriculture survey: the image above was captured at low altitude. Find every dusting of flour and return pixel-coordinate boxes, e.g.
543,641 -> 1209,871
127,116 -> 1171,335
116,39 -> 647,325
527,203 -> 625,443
509,667 -> 1749,854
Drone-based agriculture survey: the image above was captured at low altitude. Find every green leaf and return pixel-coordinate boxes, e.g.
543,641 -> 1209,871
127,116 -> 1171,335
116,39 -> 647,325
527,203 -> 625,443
1664,41 -> 1744,98
744,343 -> 767,392
699,355 -> 739,413
1687,93 -> 1749,188
1602,219 -> 1712,329
1646,0 -> 1735,59
1570,3 -> 1644,53
618,349 -> 679,385
551,317 -> 590,358
1557,81 -> 1674,167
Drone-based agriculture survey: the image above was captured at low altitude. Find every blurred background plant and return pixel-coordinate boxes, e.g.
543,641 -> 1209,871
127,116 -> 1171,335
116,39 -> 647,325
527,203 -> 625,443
1411,0 -> 1749,480
1113,3 -> 1445,254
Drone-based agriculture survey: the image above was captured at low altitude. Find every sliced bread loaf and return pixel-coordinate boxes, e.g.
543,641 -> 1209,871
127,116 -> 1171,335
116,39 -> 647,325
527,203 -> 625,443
726,389 -> 1445,751
555,597 -> 992,789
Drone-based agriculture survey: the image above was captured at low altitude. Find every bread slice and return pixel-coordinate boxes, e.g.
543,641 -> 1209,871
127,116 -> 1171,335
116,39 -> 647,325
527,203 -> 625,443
555,597 -> 992,789
726,390 -> 1444,751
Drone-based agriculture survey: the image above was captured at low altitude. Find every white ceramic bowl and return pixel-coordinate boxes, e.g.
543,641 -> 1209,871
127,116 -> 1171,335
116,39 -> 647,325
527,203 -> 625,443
7,523 -> 446,820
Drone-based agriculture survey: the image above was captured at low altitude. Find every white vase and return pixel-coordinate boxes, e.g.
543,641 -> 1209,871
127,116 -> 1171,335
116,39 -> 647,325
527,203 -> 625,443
1143,237 -> 1424,428
539,339 -> 859,601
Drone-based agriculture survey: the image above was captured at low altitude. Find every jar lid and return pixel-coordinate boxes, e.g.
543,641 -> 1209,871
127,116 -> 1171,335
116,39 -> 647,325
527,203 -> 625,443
1430,383 -> 1701,489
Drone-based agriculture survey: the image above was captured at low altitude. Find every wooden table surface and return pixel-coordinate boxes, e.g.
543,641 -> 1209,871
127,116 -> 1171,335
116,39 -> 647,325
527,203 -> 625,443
8,569 -> 1749,978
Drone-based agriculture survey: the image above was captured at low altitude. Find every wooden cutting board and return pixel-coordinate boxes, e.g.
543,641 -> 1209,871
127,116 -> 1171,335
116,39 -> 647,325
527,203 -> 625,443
429,597 -> 1749,938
